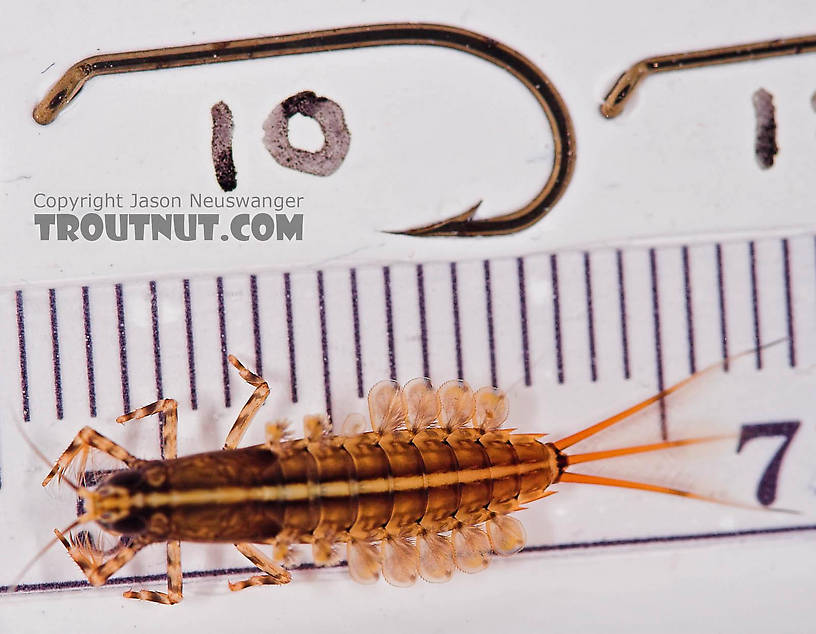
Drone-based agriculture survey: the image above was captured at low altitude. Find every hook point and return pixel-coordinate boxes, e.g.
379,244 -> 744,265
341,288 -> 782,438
384,201 -> 483,237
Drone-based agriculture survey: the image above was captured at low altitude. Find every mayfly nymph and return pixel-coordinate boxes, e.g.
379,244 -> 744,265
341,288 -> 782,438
39,355 -> 726,604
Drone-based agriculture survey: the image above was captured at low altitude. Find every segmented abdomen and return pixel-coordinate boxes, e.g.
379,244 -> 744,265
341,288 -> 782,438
280,430 -> 557,542
160,429 -> 555,548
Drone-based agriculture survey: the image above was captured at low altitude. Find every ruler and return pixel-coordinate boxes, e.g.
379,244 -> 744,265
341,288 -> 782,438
1,231 -> 814,594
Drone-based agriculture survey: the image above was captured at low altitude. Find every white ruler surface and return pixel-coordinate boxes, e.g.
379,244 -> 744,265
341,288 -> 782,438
2,231 -> 815,594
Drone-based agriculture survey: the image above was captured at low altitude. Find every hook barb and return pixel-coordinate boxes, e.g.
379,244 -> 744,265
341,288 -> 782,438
386,201 -> 482,237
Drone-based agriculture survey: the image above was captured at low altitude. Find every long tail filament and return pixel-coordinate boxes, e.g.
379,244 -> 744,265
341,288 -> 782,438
551,340 -> 794,512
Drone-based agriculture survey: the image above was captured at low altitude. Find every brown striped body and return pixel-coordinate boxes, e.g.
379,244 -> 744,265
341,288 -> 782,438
94,430 -> 558,546
43,353 -> 728,603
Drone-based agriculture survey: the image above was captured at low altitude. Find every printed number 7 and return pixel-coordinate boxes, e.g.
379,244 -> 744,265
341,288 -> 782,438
737,421 -> 800,506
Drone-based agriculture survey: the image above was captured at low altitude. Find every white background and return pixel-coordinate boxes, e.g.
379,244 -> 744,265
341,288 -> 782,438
1,1 -> 815,632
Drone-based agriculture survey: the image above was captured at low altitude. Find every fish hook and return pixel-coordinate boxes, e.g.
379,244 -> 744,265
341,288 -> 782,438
33,23 -> 576,237
601,32 -> 816,118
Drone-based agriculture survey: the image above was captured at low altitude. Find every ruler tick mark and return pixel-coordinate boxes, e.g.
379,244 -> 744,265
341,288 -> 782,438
115,283 -> 130,414
484,260 -> 497,388
715,244 -> 730,371
550,254 -> 564,384
48,289 -> 64,420
15,290 -> 30,422
81,286 -> 97,417
682,246 -> 697,374
517,257 -> 532,386
316,271 -> 332,423
383,266 -> 396,381
250,275 -> 263,377
216,277 -> 231,408
583,252 -> 597,382
781,239 -> 796,367
649,249 -> 667,440
416,265 -> 430,379
283,273 -> 298,403
749,242 -> 762,369
450,263 -> 464,381
616,250 -> 631,380
349,269 -> 363,398
149,281 -> 165,455
182,279 -> 198,410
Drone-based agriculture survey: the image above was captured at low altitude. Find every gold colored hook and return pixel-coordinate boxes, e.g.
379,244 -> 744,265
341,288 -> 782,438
34,23 -> 575,237
601,33 -> 816,118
